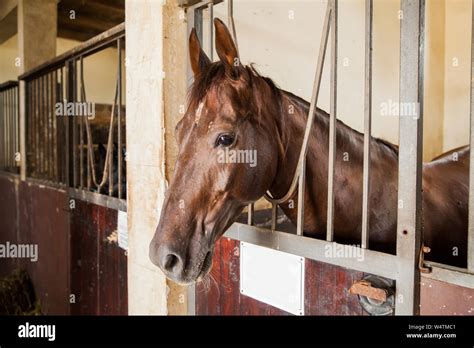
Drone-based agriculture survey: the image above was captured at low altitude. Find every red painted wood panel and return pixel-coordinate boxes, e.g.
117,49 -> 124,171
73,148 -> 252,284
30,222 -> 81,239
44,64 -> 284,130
196,237 -> 368,315
70,199 -> 127,315
0,174 -> 20,278
18,180 -> 70,315
420,277 -> 474,315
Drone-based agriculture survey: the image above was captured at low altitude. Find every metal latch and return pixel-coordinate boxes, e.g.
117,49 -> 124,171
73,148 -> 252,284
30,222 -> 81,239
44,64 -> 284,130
349,280 -> 387,302
349,275 -> 395,316
419,244 -> 432,273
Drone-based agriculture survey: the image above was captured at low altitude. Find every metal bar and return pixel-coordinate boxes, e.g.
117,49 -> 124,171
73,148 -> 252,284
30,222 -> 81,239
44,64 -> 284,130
79,59 -> 84,189
68,187 -> 127,212
227,0 -> 239,55
423,261 -> 474,289
271,203 -> 277,231
468,0 -> 474,272
225,223 -> 401,280
47,73 -> 52,179
296,157 -> 305,236
33,79 -> 38,177
40,75 -> 45,177
5,89 -> 9,169
7,88 -> 11,168
109,76 -> 115,196
8,88 -> 12,169
66,60 -> 74,186
12,87 -> 16,169
2,90 -> 5,168
117,38 -> 123,199
361,0 -> 373,249
53,69 -> 59,182
264,2 -> 331,205
207,2 -> 213,60
195,6 -> 203,43
326,0 -> 338,242
25,82 -> 29,174
395,0 -> 424,316
72,60 -> 78,188
247,203 -> 254,225
187,284 -> 196,316
1,90 -> 3,168
19,23 -> 125,81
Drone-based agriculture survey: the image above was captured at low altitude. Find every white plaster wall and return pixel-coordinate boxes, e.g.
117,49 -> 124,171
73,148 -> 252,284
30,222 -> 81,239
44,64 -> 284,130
211,0 -> 401,145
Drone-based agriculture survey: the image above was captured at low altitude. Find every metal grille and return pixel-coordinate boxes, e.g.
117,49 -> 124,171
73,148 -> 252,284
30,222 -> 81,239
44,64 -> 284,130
20,24 -> 126,200
0,81 -> 19,174
187,0 -> 474,316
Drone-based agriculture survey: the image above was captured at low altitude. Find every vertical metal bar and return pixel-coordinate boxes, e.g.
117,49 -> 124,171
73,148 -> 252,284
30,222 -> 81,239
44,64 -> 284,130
40,75 -> 45,177
25,82 -> 30,174
7,88 -> 10,168
59,67 -> 64,183
227,0 -> 239,54
271,203 -> 277,231
326,0 -> 338,242
33,79 -> 38,176
395,0 -> 424,316
6,89 -> 10,169
12,87 -> 15,168
47,73 -> 52,180
19,79 -> 27,180
361,0 -> 373,249
79,59 -> 84,189
207,2 -> 214,60
2,89 -> 5,168
468,0 -> 474,272
72,60 -> 78,188
35,78 -> 40,176
247,203 -> 254,225
53,69 -> 59,181
297,157 -> 306,236
109,107 -> 114,197
66,61 -> 74,186
7,88 -> 11,169
0,90 -> 3,169
118,38 -> 123,199
16,86 -> 19,171
194,6 -> 203,43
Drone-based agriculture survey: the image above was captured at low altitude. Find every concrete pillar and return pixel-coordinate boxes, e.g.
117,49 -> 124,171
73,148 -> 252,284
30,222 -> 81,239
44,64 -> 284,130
163,0 -> 189,315
423,0 -> 445,161
17,0 -> 56,180
17,0 -> 56,73
125,0 -> 168,315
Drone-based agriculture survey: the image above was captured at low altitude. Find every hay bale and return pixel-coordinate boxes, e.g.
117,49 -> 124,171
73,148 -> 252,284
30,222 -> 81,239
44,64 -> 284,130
0,269 -> 41,315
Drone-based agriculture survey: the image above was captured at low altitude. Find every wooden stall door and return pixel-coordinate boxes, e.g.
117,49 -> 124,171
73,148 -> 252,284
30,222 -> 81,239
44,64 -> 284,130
70,200 -> 127,315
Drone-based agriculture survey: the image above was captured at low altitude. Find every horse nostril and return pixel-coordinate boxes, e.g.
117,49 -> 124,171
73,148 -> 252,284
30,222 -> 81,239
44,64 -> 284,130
163,253 -> 180,272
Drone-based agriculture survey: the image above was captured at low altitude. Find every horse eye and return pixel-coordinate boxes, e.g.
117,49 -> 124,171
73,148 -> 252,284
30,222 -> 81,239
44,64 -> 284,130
216,133 -> 235,147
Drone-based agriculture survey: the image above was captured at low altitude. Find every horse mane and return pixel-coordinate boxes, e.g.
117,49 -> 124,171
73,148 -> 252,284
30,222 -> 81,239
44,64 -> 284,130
188,62 -> 398,157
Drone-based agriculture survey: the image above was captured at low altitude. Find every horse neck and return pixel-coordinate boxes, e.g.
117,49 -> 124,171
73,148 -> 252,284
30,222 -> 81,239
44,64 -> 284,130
266,89 -> 368,232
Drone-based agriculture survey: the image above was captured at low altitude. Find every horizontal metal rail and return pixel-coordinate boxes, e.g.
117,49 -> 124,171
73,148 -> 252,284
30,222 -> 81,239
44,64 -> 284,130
225,223 -> 400,280
19,24 -> 126,200
19,23 -> 125,81
0,81 -> 19,174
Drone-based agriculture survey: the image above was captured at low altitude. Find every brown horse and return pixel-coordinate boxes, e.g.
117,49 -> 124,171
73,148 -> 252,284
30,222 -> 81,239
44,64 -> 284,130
149,18 -> 469,285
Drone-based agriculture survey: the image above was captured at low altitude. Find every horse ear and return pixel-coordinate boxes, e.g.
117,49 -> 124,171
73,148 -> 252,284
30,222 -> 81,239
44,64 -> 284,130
189,28 -> 211,76
214,18 -> 240,79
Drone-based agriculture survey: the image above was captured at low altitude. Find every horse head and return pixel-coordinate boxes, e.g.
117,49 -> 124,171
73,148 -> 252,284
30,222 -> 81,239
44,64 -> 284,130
149,19 -> 283,284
